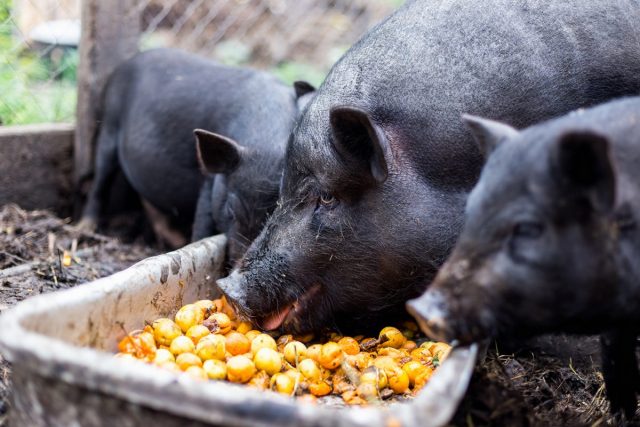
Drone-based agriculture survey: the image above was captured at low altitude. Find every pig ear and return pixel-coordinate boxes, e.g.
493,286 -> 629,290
553,131 -> 615,213
293,81 -> 316,98
194,129 -> 245,175
462,114 -> 519,158
329,106 -> 389,183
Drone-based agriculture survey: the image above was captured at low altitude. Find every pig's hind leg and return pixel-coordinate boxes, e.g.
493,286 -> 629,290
78,124 -> 121,232
600,329 -> 639,419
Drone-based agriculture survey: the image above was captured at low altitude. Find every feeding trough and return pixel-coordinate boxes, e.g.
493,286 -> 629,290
0,234 -> 477,427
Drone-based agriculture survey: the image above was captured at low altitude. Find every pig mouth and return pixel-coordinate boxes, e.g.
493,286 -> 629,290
260,284 -> 322,331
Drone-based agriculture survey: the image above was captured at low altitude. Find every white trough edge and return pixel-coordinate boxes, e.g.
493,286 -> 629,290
0,234 -> 477,427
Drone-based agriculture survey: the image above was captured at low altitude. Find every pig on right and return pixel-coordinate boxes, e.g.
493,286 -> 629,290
407,97 -> 640,418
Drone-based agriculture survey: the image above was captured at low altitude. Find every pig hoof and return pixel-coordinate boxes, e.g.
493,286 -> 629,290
75,217 -> 98,233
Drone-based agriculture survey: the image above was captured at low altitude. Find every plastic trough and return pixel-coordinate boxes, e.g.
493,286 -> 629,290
0,234 -> 477,427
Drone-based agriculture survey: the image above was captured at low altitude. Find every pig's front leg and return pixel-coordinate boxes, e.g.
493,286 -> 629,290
600,328 -> 639,419
191,177 -> 217,242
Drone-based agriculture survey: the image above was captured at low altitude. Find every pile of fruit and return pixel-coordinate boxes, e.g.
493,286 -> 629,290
115,297 -> 451,405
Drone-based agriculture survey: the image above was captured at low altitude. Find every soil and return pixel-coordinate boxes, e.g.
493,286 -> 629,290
0,204 -> 156,425
0,204 -> 636,426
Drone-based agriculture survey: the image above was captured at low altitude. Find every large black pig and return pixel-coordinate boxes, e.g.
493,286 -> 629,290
407,97 -> 640,417
217,0 -> 640,334
79,48 -> 314,259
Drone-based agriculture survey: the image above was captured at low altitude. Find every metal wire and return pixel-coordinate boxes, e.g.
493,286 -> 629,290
1,0 -> 398,125
0,0 -> 80,125
139,0 -> 396,70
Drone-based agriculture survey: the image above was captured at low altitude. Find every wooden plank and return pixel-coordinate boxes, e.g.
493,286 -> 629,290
0,124 -> 75,215
74,0 -> 140,191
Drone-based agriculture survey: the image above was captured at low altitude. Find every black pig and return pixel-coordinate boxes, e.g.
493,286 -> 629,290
407,97 -> 640,417
217,0 -> 640,334
79,48 -> 314,258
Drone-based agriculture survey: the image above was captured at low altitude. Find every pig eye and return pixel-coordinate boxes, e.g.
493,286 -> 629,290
319,192 -> 338,208
513,221 -> 544,238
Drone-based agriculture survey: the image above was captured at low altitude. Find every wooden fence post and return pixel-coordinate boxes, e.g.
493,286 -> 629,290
74,0 -> 140,203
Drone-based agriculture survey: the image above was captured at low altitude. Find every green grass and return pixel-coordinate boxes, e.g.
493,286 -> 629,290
0,0 -> 78,125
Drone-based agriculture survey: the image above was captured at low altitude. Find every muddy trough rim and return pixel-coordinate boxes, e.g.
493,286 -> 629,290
0,234 -> 477,427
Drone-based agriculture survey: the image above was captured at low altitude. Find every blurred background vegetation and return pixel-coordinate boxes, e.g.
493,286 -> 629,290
0,0 -> 77,125
1,0 -> 401,126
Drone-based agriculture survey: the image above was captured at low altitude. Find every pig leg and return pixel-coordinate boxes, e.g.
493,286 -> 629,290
191,177 -> 217,242
78,125 -> 120,231
600,329 -> 639,419
141,199 -> 188,249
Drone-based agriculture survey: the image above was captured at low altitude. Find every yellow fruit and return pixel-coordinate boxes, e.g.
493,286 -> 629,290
117,331 -> 157,359
152,348 -> 175,365
247,370 -> 270,390
414,366 -> 434,391
402,340 -> 417,351
318,342 -> 343,370
251,334 -> 277,355
227,355 -> 256,383
342,390 -> 367,405
337,337 -> 360,355
225,331 -> 251,356
169,335 -> 196,355
298,358 -> 321,382
152,318 -> 182,346
185,365 -> 208,380
245,330 -> 261,341
175,352 -> 202,370
285,369 -> 302,384
219,296 -> 237,320
186,324 -> 210,344
202,359 -> 227,380
345,353 -> 372,370
271,373 -> 295,395
309,381 -> 332,397
410,347 -> 431,361
204,312 -> 232,334
356,382 -> 378,400
388,369 -> 410,393
254,348 -> 283,375
193,299 -> 215,316
175,304 -> 204,333
402,360 -> 425,386
283,341 -> 307,365
195,334 -> 226,361
360,366 -> 387,389
373,356 -> 398,377
428,342 -> 452,363
306,344 -> 322,362
379,327 -> 406,349
276,334 -> 294,349
236,321 -> 253,335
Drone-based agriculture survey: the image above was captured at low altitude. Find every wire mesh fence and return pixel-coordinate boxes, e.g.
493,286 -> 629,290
0,0 -> 79,125
1,0 -> 399,126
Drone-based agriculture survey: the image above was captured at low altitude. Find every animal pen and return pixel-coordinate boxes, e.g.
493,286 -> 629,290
0,1 -> 623,426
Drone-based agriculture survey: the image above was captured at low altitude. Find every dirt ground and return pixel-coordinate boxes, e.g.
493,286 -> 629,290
0,204 -> 156,425
0,204 -> 636,426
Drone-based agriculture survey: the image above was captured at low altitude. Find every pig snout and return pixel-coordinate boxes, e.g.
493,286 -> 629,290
216,270 -> 249,315
407,257 -> 501,345
406,290 -> 456,343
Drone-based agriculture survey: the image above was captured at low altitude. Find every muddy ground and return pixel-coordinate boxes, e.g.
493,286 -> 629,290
0,204 -> 636,426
